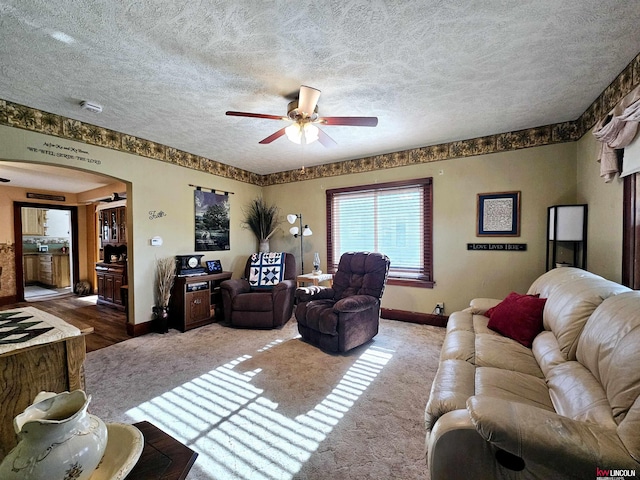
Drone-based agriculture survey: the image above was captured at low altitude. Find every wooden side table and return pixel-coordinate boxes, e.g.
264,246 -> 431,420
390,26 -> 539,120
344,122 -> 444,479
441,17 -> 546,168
129,421 -> 197,480
296,273 -> 334,288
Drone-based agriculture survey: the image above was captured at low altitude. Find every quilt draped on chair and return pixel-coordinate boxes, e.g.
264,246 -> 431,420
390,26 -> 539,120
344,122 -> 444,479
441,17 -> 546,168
248,252 -> 285,288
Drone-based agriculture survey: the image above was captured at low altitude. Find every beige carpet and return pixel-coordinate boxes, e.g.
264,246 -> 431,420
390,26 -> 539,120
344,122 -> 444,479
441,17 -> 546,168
85,318 -> 445,480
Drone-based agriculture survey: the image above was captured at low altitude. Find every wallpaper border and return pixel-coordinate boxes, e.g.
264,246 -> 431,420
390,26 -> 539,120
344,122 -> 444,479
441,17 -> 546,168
0,52 -> 638,187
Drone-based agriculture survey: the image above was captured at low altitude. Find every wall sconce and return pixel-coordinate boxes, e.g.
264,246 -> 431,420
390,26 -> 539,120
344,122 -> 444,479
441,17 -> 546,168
287,213 -> 312,273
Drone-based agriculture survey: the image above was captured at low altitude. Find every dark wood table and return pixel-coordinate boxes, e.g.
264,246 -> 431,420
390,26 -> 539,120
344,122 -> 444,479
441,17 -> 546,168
128,421 -> 198,480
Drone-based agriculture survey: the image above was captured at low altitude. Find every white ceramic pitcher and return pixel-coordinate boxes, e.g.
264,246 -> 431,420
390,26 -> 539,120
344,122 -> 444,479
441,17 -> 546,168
0,390 -> 108,480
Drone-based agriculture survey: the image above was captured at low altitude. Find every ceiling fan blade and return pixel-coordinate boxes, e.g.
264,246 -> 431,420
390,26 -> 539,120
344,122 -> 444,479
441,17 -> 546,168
259,127 -> 287,144
317,128 -> 337,148
320,116 -> 378,127
226,111 -> 285,121
298,85 -> 321,117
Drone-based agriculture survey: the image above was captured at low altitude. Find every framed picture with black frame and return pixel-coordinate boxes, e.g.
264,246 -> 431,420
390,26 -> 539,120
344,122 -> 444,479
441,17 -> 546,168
206,259 -> 223,274
477,191 -> 521,236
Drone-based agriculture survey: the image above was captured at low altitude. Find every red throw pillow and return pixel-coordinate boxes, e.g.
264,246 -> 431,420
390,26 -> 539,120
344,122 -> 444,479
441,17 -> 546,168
486,292 -> 546,347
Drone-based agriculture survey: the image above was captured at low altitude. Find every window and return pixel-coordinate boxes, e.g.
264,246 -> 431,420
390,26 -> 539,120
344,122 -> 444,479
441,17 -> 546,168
326,178 -> 433,288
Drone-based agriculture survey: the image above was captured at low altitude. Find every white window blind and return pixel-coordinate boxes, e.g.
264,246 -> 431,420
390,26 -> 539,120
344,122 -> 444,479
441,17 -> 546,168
327,178 -> 433,285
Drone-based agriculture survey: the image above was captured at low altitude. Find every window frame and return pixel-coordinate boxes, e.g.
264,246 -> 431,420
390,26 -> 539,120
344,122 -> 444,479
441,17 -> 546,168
326,177 -> 434,288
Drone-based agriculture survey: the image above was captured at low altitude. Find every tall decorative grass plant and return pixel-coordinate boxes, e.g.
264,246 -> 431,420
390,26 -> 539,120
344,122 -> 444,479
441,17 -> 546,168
154,256 -> 176,333
155,257 -> 176,308
243,198 -> 280,252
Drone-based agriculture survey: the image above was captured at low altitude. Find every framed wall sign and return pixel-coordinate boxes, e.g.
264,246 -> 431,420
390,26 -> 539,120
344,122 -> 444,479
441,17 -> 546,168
477,191 -> 521,236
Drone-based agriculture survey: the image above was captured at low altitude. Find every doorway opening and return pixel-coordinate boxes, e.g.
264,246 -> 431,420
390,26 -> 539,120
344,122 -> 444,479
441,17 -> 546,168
13,202 -> 80,302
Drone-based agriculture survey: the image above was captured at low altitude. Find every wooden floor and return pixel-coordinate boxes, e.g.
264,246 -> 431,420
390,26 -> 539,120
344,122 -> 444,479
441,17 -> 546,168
1,294 -> 130,352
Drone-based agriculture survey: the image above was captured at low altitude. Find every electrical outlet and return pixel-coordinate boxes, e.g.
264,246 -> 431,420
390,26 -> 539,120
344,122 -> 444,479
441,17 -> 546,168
435,302 -> 444,315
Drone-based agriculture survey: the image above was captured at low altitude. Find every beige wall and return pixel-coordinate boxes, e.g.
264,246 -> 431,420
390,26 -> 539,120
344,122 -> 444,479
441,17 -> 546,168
576,130 -> 624,283
265,142 -> 578,313
0,125 -> 262,325
0,121 -> 624,321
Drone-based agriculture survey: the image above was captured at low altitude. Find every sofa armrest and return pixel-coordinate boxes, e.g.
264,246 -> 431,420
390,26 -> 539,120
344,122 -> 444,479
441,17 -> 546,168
220,278 -> 250,298
464,298 -> 502,315
467,396 -> 638,476
334,295 -> 378,313
428,410 -> 499,480
295,286 -> 335,303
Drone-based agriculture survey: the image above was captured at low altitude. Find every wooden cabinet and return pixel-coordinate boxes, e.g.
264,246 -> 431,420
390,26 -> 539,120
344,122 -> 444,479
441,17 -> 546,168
170,272 -> 232,332
23,255 -> 39,285
21,207 -> 47,235
53,255 -> 70,288
95,262 -> 126,310
33,254 -> 70,288
38,254 -> 53,285
99,206 -> 126,247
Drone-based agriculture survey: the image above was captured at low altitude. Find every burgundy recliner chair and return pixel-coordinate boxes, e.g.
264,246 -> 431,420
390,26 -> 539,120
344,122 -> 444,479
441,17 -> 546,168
220,252 -> 296,328
295,251 -> 390,353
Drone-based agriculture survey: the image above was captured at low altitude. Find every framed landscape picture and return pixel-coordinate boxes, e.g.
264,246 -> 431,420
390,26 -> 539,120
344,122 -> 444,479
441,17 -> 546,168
194,190 -> 230,251
477,191 -> 521,236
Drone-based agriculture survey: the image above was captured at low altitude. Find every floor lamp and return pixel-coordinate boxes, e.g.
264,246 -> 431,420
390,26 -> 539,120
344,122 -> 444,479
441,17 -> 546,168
287,213 -> 312,274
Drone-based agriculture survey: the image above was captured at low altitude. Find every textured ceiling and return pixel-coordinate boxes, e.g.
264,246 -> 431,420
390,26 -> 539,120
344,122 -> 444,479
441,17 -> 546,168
1,1 -> 640,175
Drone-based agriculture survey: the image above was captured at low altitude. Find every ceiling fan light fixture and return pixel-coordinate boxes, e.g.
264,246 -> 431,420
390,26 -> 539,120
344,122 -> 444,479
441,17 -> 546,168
226,85 -> 378,147
285,123 -> 319,145
304,124 -> 319,144
285,123 -> 302,144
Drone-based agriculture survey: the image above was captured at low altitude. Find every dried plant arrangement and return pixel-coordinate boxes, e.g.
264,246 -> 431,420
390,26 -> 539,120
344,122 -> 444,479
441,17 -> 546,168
155,256 -> 176,308
242,197 -> 280,242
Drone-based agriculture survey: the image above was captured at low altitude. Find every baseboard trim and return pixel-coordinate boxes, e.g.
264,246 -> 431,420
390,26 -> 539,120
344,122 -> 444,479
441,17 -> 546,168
381,308 -> 448,327
0,295 -> 18,306
127,321 -> 153,337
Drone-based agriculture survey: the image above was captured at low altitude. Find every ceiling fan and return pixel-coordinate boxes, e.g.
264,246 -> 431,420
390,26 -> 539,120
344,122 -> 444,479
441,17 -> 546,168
99,192 -> 126,203
226,85 -> 378,147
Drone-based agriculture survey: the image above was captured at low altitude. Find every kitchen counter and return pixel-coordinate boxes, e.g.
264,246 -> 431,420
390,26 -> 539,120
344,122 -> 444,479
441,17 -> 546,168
22,252 -> 70,288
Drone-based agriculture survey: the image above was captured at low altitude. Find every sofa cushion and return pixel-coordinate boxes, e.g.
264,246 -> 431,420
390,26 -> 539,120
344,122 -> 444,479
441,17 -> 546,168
475,334 -> 544,378
486,292 -> 546,347
576,291 -> 640,461
541,276 -> 630,361
527,266 -> 602,298
546,360 -> 617,427
475,367 -> 554,412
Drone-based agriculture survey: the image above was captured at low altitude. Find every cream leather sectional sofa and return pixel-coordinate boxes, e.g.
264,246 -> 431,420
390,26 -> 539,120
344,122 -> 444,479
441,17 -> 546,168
425,267 -> 640,480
